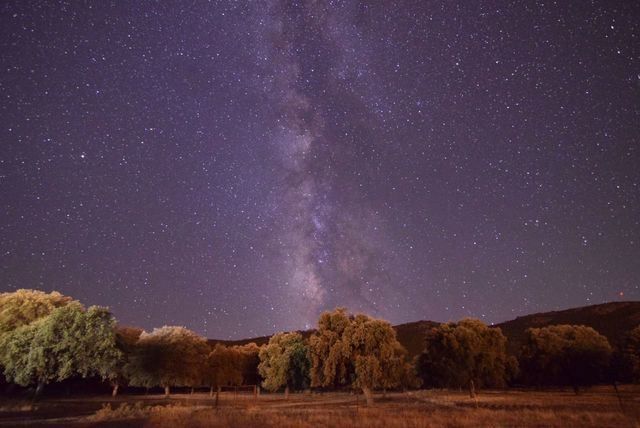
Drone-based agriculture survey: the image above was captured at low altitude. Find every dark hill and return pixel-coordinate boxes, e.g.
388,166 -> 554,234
208,301 -> 640,358
496,301 -> 640,354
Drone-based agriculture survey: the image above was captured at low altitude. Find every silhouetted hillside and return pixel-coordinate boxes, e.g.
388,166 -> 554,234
391,320 -> 440,357
496,301 -> 640,354
209,321 -> 439,358
208,302 -> 640,358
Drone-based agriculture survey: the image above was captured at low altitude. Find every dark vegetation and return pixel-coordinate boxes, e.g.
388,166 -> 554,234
1,289 -> 639,408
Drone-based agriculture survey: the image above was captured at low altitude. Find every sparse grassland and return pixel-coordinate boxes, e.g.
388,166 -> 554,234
1,386 -> 639,427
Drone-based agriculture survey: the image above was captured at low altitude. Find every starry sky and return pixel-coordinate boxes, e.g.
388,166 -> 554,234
1,1 -> 639,339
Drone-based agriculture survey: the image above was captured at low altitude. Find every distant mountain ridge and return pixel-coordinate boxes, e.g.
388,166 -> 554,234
210,301 -> 640,357
495,301 -> 640,354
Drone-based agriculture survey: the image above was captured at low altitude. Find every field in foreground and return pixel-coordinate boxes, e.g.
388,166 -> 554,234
1,386 -> 639,427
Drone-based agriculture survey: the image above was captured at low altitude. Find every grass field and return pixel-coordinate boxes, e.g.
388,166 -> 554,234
1,386 -> 639,427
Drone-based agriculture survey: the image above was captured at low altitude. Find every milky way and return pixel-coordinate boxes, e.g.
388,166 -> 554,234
1,1 -> 639,338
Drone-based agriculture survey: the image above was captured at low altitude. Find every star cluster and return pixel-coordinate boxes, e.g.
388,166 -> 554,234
1,1 -> 638,338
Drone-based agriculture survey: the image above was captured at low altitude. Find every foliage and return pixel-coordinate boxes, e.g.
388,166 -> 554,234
0,289 -> 74,336
233,342 -> 262,385
519,324 -> 612,391
108,326 -> 143,394
416,319 -> 516,391
308,308 -> 412,402
205,344 -> 243,389
619,325 -> 640,383
0,302 -> 121,389
125,326 -> 208,391
258,332 -> 310,392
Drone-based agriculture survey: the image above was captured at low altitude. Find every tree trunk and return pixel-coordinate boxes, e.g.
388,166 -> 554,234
362,387 -> 373,406
209,386 -> 214,397
285,385 -> 290,399
35,381 -> 45,398
613,382 -> 625,413
469,379 -> 476,399
112,383 -> 119,397
190,387 -> 194,395
215,386 -> 220,407
382,388 -> 387,398
164,385 -> 170,397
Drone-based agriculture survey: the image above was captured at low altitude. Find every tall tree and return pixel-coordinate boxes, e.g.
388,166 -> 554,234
258,332 -> 310,397
109,326 -> 143,397
0,302 -> 121,396
234,342 -> 262,386
519,324 -> 612,393
416,319 -> 516,397
308,308 -> 410,405
204,344 -> 243,403
125,326 -> 208,396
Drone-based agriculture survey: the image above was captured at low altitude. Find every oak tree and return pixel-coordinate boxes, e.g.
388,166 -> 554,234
125,326 -> 208,396
416,319 -> 516,397
519,324 -> 612,393
309,308 -> 410,405
0,302 -> 121,396
258,332 -> 310,397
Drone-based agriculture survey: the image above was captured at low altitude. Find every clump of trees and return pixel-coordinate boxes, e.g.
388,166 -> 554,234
0,295 -> 121,396
416,319 -> 517,397
1,289 -> 639,401
125,326 -> 209,396
205,344 -> 243,401
519,324 -> 612,393
258,332 -> 309,397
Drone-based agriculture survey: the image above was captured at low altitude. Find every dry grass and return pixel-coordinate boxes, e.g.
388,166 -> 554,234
1,387 -> 639,427
85,387 -> 640,428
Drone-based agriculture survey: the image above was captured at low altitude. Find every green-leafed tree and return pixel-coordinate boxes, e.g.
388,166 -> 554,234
125,326 -> 208,396
416,319 -> 516,397
308,308 -> 411,405
0,302 -> 121,396
519,324 -> 612,393
258,332 -> 310,397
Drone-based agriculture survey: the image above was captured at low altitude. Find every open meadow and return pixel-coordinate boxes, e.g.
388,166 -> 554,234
1,386 -> 639,428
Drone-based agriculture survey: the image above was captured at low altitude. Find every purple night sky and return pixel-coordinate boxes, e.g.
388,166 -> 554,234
1,1 -> 638,339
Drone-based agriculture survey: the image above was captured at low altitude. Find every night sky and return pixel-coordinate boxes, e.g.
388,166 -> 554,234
1,1 -> 639,339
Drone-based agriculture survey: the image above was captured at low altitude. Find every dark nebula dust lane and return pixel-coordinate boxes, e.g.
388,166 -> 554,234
1,1 -> 639,338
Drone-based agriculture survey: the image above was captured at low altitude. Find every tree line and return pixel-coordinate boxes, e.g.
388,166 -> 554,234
1,290 -> 639,404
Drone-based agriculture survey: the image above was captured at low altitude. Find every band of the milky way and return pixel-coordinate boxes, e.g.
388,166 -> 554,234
1,1 -> 638,338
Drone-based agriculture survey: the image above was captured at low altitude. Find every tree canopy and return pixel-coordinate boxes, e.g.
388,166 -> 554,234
308,308 -> 410,404
0,289 -> 74,336
205,344 -> 243,390
0,302 -> 121,394
519,324 -> 612,392
125,326 -> 208,395
258,332 -> 310,394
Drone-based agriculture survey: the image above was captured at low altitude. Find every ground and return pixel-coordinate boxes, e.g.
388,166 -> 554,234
0,386 -> 639,427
